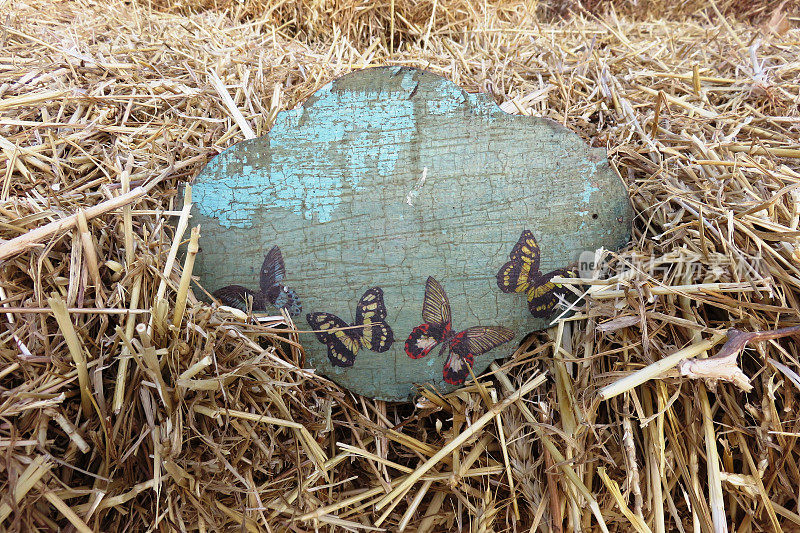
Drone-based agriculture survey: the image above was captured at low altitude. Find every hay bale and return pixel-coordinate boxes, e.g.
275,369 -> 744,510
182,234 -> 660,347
0,0 -> 798,530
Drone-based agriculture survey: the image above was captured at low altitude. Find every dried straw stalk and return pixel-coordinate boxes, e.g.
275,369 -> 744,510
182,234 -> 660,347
1,0 -> 799,531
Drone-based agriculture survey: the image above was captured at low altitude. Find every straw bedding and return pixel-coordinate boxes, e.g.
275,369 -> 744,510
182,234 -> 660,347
1,0 -> 799,531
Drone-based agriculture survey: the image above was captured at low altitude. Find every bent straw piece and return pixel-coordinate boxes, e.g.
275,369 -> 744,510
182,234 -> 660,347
193,405 -> 328,471
598,334 -> 726,401
112,274 -> 142,413
373,373 -> 546,511
46,409 -> 90,453
97,479 -> 156,510
0,456 -> 52,524
172,225 -> 200,328
149,184 -> 191,333
48,294 -> 92,417
40,488 -> 93,533
491,363 -> 610,533
75,209 -> 104,306
597,468 -> 654,533
0,170 -> 168,262
208,70 -> 256,140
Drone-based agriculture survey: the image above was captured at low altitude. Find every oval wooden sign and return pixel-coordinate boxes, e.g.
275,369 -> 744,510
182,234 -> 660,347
191,66 -> 631,401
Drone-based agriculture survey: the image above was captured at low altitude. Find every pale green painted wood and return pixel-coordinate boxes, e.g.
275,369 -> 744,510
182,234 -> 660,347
190,66 -> 631,401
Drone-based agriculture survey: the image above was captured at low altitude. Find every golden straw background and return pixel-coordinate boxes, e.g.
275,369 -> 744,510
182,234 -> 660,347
1,0 -> 799,531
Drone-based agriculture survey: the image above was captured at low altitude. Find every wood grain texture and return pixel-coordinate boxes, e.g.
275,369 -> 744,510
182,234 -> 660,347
190,66 -> 632,400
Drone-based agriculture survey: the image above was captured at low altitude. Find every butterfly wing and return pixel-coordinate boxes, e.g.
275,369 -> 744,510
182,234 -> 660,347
355,287 -> 388,323
260,246 -> 286,292
509,230 -> 541,264
405,322 -> 448,359
527,268 -> 576,318
421,277 -> 451,327
443,326 -> 515,385
306,312 -> 359,367
496,230 -> 541,294
462,326 -> 515,355
442,348 -> 473,385
267,285 -> 302,317
405,277 -> 452,359
261,246 -> 302,317
213,285 -> 267,312
354,287 -> 393,353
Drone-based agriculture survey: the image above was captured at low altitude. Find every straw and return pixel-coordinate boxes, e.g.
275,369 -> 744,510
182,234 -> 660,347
1,0 -> 799,529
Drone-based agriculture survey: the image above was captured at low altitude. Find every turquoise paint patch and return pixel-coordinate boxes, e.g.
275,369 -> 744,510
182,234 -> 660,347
400,70 -> 417,92
194,77 -> 417,227
193,71 -> 511,228
465,93 -> 501,118
580,160 -> 601,203
582,182 -> 599,203
426,81 -> 465,115
578,209 -> 589,229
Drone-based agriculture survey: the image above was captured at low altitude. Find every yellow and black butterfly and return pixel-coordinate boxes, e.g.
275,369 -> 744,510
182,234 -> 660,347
406,277 -> 514,385
307,288 -> 394,367
496,230 -> 576,318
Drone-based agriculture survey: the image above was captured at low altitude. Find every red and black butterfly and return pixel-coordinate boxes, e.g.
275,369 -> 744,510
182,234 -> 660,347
213,245 -> 302,317
307,287 -> 394,367
496,230 -> 576,318
405,277 -> 514,385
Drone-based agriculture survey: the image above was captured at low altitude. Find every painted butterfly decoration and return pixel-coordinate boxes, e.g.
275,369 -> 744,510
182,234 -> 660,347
496,230 -> 576,318
406,277 -> 515,385
213,245 -> 302,317
307,288 -> 394,367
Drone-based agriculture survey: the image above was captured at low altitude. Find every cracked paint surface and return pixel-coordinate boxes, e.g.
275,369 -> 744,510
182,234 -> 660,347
190,66 -> 632,400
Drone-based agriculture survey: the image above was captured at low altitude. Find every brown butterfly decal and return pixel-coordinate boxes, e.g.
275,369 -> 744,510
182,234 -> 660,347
405,277 -> 514,385
213,246 -> 301,316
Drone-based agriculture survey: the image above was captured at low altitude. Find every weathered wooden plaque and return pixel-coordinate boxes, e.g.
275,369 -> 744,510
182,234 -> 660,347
191,66 -> 631,401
